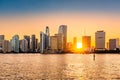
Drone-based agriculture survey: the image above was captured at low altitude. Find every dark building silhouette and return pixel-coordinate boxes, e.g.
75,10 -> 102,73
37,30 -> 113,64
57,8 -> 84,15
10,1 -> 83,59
31,35 -> 36,52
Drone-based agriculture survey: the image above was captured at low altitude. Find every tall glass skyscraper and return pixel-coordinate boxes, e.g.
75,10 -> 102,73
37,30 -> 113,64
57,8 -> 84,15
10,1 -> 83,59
40,32 -> 46,53
58,25 -> 67,51
11,35 -> 19,53
45,26 -> 50,49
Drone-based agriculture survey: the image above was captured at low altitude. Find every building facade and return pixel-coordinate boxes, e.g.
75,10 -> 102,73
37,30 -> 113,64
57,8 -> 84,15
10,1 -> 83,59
0,35 -> 4,51
2,40 -> 11,53
24,35 -> 30,51
40,32 -> 46,53
58,25 -> 67,51
95,31 -> 105,50
45,26 -> 50,50
31,35 -> 36,52
82,36 -> 91,51
20,39 -> 28,52
55,33 -> 64,51
109,38 -> 119,50
50,36 -> 58,50
11,35 -> 19,53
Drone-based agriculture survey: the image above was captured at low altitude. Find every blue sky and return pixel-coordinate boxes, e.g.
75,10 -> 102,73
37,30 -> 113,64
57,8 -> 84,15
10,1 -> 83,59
0,0 -> 120,14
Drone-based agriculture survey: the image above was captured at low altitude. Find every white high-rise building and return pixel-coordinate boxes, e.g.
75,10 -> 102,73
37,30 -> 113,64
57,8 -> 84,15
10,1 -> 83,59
95,31 -> 105,49
109,38 -> 119,50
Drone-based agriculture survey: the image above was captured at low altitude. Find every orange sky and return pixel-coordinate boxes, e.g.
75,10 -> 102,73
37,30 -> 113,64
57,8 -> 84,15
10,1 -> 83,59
0,12 -> 120,47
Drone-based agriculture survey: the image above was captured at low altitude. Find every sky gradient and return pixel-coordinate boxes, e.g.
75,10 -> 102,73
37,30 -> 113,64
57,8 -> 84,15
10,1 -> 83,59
0,0 -> 120,46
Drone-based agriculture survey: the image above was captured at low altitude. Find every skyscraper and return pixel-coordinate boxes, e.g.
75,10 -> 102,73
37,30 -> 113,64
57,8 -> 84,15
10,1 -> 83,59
50,36 -> 58,53
109,38 -> 119,50
0,35 -> 4,41
31,35 -> 36,52
11,35 -> 19,53
58,25 -> 67,51
40,32 -> 46,53
35,39 -> 38,51
55,33 -> 64,51
45,26 -> 50,49
82,36 -> 91,51
24,35 -> 30,51
95,31 -> 105,49
20,39 -> 28,52
0,35 -> 4,50
46,26 -> 50,36
2,40 -> 11,53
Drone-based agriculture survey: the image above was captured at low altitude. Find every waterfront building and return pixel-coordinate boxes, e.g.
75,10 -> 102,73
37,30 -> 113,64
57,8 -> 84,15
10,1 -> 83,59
40,32 -> 46,53
58,25 -> 67,51
11,35 -> 19,53
35,39 -> 38,51
31,35 -> 36,52
82,36 -> 91,51
55,33 -> 64,51
20,39 -> 28,52
2,40 -> 11,53
24,35 -> 30,51
0,35 -> 4,51
95,30 -> 105,50
45,26 -> 50,49
109,38 -> 119,50
50,36 -> 58,53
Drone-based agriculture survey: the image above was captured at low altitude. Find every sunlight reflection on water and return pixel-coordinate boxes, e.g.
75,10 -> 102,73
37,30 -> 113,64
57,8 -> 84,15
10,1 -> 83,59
0,54 -> 120,80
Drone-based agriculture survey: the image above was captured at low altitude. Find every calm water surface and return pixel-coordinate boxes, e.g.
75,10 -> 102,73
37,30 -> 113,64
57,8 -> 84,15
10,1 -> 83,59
0,54 -> 120,80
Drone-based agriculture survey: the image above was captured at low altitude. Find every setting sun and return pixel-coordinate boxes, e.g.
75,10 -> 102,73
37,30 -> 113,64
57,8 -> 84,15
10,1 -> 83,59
77,42 -> 82,49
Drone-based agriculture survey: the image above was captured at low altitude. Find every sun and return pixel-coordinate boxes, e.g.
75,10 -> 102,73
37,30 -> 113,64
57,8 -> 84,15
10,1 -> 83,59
77,42 -> 82,49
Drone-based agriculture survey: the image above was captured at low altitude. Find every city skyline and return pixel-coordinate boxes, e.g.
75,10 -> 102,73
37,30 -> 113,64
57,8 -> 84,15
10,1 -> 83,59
1,0 -> 120,47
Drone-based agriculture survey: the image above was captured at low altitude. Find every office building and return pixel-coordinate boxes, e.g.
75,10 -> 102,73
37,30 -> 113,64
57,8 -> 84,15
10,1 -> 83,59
24,35 -> 30,51
35,39 -> 38,50
20,39 -> 28,52
40,32 -> 46,53
0,35 -> 4,50
11,35 -> 19,53
109,38 -> 119,50
95,31 -> 105,49
58,25 -> 67,51
31,35 -> 36,52
82,36 -> 91,51
50,36 -> 58,53
55,33 -> 64,51
45,26 -> 50,49
2,40 -> 11,53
